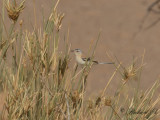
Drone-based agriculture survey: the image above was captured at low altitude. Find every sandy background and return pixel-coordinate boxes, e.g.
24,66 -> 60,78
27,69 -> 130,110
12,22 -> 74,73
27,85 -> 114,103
0,0 -> 160,109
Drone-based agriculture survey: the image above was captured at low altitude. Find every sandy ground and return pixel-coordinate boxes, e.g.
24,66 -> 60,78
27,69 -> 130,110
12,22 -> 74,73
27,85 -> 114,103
58,0 -> 160,95
0,0 -> 160,111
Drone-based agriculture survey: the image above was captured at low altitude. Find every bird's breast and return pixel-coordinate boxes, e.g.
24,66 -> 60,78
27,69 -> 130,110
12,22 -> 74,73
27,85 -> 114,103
76,56 -> 85,64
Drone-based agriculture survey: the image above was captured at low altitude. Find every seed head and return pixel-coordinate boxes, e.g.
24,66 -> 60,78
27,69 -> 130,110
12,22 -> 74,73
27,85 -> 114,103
49,10 -> 64,32
19,19 -> 23,27
104,98 -> 112,106
122,62 -> 137,82
95,97 -> 101,106
5,0 -> 25,23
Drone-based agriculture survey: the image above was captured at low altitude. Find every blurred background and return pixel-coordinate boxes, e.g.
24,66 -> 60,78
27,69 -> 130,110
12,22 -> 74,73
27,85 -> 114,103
0,0 -> 160,95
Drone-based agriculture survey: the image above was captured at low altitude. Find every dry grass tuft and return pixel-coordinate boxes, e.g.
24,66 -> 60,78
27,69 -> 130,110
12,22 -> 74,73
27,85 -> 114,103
0,0 -> 159,119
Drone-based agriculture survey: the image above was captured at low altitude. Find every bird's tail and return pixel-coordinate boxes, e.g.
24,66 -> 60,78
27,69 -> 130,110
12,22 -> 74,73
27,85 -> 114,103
98,62 -> 114,64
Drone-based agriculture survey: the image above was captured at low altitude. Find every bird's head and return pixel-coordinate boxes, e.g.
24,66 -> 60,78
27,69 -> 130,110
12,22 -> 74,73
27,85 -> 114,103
71,49 -> 82,57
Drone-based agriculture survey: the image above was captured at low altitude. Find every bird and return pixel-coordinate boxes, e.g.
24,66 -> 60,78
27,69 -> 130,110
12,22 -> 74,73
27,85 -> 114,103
71,49 -> 114,65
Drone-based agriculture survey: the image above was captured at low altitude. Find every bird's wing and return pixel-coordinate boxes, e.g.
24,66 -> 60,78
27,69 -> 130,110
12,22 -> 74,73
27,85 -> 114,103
82,57 -> 98,64
82,58 -> 88,62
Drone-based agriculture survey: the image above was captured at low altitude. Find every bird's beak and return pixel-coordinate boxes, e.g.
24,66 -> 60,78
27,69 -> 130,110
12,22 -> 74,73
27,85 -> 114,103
71,50 -> 74,52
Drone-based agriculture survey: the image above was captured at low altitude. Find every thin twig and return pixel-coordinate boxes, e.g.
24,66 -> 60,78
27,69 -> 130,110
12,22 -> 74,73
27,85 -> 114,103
110,105 -> 122,120
65,93 -> 70,120
148,0 -> 160,13
101,63 -> 121,98
0,13 -> 9,40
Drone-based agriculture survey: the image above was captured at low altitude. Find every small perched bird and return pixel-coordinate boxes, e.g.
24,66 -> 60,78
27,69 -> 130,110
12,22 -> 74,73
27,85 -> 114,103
71,49 -> 114,65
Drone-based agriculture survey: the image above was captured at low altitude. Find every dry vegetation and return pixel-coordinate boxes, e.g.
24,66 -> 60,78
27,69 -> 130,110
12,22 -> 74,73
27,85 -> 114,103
0,0 -> 159,120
